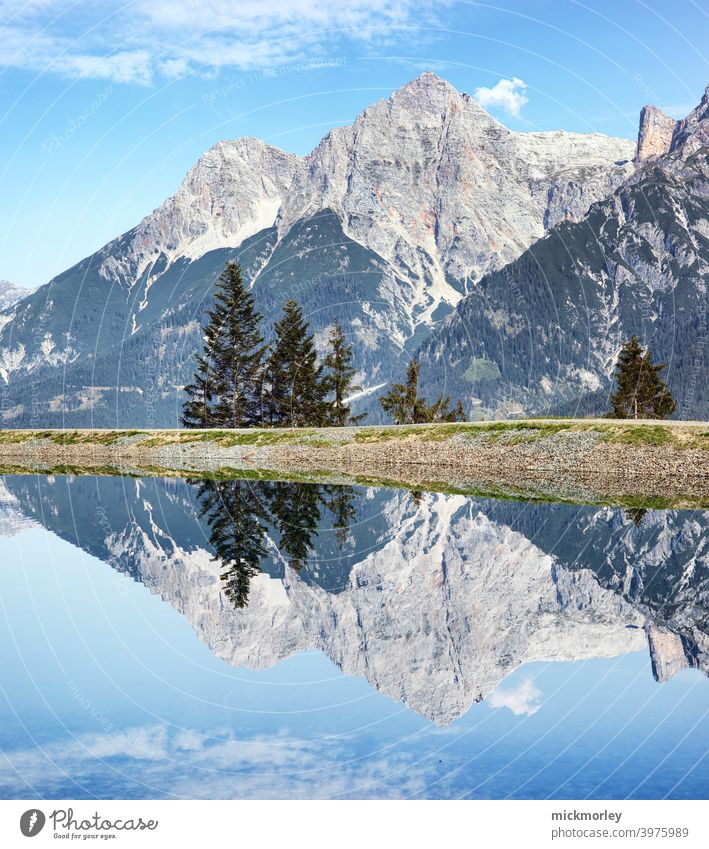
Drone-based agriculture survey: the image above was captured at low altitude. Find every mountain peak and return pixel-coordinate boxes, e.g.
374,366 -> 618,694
635,104 -> 676,162
399,71 -> 457,92
383,71 -> 464,114
389,72 -> 490,116
635,83 -> 709,162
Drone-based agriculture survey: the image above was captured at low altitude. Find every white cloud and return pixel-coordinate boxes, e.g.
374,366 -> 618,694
474,77 -> 528,117
0,724 -> 438,799
488,677 -> 542,716
0,0 -> 450,85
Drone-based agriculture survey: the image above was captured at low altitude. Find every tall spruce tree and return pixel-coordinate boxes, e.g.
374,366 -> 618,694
379,358 -> 466,424
608,336 -> 676,419
321,323 -> 365,426
321,484 -> 357,549
265,300 -> 325,427
182,261 -> 267,429
210,262 -> 268,428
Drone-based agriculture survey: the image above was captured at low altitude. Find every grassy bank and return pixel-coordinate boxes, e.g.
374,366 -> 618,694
0,418 -> 707,449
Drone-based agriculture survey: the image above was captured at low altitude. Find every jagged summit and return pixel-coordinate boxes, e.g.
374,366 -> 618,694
0,73 -> 636,426
92,71 -> 635,329
420,83 -> 709,421
635,105 -> 677,161
393,70 -> 459,96
635,82 -> 709,161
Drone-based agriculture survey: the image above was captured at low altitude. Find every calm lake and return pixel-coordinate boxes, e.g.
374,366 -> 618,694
0,474 -> 707,799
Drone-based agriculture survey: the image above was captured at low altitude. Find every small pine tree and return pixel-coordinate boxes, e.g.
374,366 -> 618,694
265,300 -> 325,427
321,323 -> 366,426
379,359 -> 423,424
625,507 -> 647,527
608,336 -> 676,419
379,359 -> 466,424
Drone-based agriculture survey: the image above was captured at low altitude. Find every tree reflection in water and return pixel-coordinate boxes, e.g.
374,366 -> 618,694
194,479 -> 357,608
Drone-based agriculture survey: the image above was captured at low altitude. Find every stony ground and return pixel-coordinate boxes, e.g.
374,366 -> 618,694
0,420 -> 707,507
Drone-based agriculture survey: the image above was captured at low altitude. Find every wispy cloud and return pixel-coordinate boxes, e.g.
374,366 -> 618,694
488,677 -> 542,716
0,723 -> 438,799
474,77 -> 528,117
0,1 -> 450,85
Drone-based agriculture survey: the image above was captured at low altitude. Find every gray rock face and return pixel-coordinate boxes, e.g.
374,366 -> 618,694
95,493 -> 709,724
276,74 -> 634,315
647,626 -> 692,682
0,479 -> 36,537
79,491 -> 651,724
419,84 -> 709,419
4,474 -> 707,725
98,139 -> 301,295
97,73 -> 633,321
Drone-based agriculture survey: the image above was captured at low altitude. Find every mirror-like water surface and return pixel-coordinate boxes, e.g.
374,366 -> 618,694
0,475 -> 707,799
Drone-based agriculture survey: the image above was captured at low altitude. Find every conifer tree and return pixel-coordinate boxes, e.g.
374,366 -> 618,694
321,484 -> 357,549
182,261 -> 267,429
608,336 -> 676,419
379,358 -> 466,424
209,262 -> 268,428
321,323 -> 366,426
181,353 -> 214,428
625,507 -> 647,527
265,300 -> 325,426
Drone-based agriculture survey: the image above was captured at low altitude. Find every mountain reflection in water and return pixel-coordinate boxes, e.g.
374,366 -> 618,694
1,474 -> 706,728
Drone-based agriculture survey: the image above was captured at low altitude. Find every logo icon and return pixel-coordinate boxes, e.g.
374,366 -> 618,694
20,810 -> 46,837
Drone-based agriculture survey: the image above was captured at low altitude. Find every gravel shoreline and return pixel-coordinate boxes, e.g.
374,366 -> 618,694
0,421 -> 707,507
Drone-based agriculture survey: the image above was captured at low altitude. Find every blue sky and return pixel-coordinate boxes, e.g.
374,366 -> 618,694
0,0 -> 707,289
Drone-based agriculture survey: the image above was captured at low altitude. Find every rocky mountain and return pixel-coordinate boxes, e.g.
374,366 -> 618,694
0,280 -> 30,312
0,479 -> 36,537
4,473 -> 706,724
418,85 -> 709,419
0,73 -> 634,427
